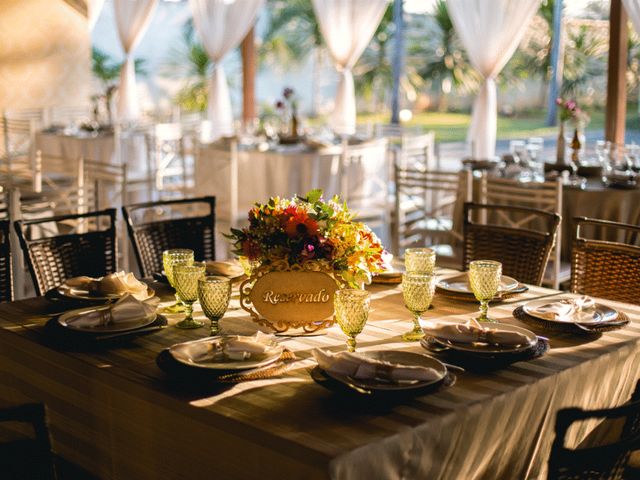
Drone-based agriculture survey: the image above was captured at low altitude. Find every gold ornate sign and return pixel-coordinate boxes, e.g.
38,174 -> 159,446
240,265 -> 341,333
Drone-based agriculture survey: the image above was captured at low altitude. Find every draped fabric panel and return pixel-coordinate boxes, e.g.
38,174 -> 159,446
447,0 -> 541,159
189,0 -> 263,140
114,0 -> 157,121
87,0 -> 105,31
312,0 -> 388,136
623,0 -> 640,34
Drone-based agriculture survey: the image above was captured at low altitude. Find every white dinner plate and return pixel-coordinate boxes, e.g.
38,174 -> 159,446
523,297 -> 619,325
169,336 -> 283,371
58,306 -> 157,333
437,273 -> 519,295
323,351 -> 446,392
425,322 -> 538,354
56,283 -> 155,302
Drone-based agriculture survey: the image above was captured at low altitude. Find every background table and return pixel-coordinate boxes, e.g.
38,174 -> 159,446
35,131 -> 115,164
0,274 -> 639,479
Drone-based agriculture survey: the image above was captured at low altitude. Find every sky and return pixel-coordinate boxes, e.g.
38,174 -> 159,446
404,0 -> 598,16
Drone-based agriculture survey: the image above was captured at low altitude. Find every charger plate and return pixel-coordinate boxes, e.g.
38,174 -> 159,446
425,322 -> 538,355
56,283 -> 155,302
437,273 -> 519,295
58,306 -> 157,333
522,297 -> 618,324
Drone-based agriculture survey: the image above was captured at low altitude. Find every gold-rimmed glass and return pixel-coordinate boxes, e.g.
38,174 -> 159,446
334,289 -> 370,352
198,276 -> 231,335
468,260 -> 502,322
401,272 -> 436,341
162,249 -> 194,313
173,262 -> 206,329
405,248 -> 436,274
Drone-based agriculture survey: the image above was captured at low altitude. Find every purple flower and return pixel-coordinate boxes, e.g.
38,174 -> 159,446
283,87 -> 294,99
275,100 -> 284,109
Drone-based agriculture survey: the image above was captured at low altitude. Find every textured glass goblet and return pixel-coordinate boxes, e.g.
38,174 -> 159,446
198,276 -> 231,335
334,289 -> 371,352
162,249 -> 194,313
405,248 -> 436,274
173,262 -> 206,329
401,272 -> 436,341
468,260 -> 502,322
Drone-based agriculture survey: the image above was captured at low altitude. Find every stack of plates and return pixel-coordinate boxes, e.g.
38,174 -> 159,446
436,273 -> 524,302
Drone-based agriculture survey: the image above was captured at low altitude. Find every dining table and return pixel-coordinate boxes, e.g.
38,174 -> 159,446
0,269 -> 639,479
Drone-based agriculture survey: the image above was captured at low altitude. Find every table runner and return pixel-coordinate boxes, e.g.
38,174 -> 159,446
0,270 -> 639,479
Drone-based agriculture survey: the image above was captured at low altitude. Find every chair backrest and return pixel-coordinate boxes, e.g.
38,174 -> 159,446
571,217 -> 640,305
548,381 -> 640,480
14,209 -> 117,296
340,138 -> 389,210
479,175 -> 563,288
0,220 -> 12,303
144,122 -> 188,196
122,197 -> 216,277
463,202 -> 560,285
397,132 -> 436,170
394,166 -> 472,255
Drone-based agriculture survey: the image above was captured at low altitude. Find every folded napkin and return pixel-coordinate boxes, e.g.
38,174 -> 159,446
207,332 -> 275,361
312,349 -> 441,383
422,321 -> 530,347
531,296 -> 595,321
205,260 -> 244,278
65,271 -> 149,300
65,294 -> 158,329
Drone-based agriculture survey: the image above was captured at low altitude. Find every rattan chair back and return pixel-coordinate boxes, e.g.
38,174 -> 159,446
571,217 -> 640,305
0,220 -> 12,302
122,197 -> 216,277
548,381 -> 640,480
14,209 -> 117,296
463,203 -> 560,286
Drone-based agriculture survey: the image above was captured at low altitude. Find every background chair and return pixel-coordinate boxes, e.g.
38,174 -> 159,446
547,381 -> 640,480
14,209 -> 117,296
122,197 -> 216,278
571,217 -> 640,305
463,203 -> 560,285
396,131 -> 437,170
0,220 -> 12,303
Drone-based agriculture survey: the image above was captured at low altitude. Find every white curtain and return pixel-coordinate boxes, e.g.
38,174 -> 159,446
87,0 -> 105,31
189,0 -> 264,140
114,0 -> 157,121
447,0 -> 541,159
312,0 -> 388,136
623,0 -> 640,35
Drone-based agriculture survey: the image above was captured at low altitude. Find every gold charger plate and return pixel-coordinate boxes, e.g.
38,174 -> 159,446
58,306 -> 157,333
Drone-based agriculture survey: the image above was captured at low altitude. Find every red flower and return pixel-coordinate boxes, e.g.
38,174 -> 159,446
284,212 -> 318,238
242,239 -> 260,260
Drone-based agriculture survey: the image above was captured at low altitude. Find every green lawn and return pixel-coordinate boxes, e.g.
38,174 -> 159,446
357,108 -> 640,143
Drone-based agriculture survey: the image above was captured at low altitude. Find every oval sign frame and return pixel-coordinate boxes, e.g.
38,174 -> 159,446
240,270 -> 339,333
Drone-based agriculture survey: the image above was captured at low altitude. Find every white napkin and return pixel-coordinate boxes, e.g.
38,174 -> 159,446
422,321 -> 530,347
220,332 -> 274,360
312,349 -> 441,383
531,296 -> 595,320
205,260 -> 244,278
65,295 -> 159,328
65,271 -> 149,301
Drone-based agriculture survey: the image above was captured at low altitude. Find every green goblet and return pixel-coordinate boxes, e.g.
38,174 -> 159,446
162,249 -> 194,313
469,260 -> 502,322
198,276 -> 231,335
334,289 -> 371,352
401,272 -> 436,341
173,262 -> 206,329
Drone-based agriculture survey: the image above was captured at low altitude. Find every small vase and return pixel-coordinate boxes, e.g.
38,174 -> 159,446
571,128 -> 581,164
556,122 -> 566,165
290,108 -> 299,138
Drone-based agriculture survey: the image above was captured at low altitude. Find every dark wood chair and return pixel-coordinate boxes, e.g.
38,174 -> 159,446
571,217 -> 640,306
0,403 -> 56,479
14,209 -> 117,296
0,220 -> 12,302
122,197 -> 216,277
463,203 -> 560,286
548,381 -> 640,480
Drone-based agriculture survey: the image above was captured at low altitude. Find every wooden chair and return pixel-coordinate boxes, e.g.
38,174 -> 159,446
122,197 -> 216,277
571,217 -> 640,305
396,131 -> 437,170
479,175 -> 568,289
0,220 -> 12,303
394,166 -> 472,268
548,381 -> 640,480
463,203 -> 560,286
14,209 -> 117,296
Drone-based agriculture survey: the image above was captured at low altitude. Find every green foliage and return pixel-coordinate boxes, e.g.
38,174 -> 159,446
91,47 -> 147,87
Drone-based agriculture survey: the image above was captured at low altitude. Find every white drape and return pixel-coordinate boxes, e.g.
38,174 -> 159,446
447,0 -> 541,159
87,0 -> 105,31
312,0 -> 388,136
114,0 -> 157,121
623,0 -> 640,35
189,0 -> 264,140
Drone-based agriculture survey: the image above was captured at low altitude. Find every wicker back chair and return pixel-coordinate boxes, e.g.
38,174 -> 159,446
463,203 -> 560,286
548,381 -> 640,480
0,220 -> 12,302
122,197 -> 216,277
14,209 -> 117,296
571,217 -> 640,305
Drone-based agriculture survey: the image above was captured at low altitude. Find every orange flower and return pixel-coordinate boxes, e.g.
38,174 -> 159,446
285,212 -> 318,238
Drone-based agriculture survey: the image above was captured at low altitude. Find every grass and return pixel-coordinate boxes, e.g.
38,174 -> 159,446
357,108 -> 640,143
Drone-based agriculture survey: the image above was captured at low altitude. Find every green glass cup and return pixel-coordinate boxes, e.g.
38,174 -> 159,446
162,249 -> 194,313
334,289 -> 371,352
173,262 -> 206,329
198,276 -> 231,335
405,248 -> 436,274
401,272 -> 436,341
468,260 -> 502,322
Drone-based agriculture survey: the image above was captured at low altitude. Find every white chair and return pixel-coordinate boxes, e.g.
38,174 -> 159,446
144,123 -> 191,199
0,117 -> 39,185
397,131 -> 437,170
394,166 -> 472,267
478,175 -> 568,289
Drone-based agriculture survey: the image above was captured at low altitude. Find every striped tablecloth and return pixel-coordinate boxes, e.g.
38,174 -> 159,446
0,269 -> 639,479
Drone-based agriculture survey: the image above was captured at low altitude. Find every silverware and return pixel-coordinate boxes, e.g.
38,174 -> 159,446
442,362 -> 465,373
344,376 -> 372,395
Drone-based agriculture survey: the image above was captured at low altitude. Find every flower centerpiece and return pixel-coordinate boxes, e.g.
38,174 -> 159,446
227,189 -> 387,332
556,98 -> 589,165
275,87 -> 300,143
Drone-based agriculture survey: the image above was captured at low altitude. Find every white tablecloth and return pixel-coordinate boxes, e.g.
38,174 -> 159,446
35,131 -> 115,164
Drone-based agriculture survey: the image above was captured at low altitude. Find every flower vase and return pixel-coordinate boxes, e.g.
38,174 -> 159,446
290,108 -> 299,139
556,122 -> 566,165
571,128 -> 581,164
